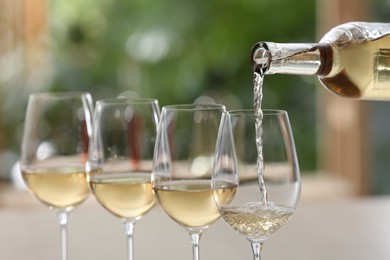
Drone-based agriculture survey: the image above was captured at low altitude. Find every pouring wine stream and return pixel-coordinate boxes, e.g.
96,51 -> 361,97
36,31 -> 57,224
253,71 -> 268,205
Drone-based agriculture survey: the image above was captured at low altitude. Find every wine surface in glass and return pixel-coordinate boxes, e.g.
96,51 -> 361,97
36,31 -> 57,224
89,172 -> 155,219
154,180 -> 236,228
22,167 -> 90,209
219,202 -> 294,241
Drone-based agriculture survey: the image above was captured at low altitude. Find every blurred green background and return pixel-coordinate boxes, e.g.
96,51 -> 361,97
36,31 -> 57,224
0,0 -> 323,182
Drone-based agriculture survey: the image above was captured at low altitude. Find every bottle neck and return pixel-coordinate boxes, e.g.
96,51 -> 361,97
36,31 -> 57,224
250,42 -> 333,76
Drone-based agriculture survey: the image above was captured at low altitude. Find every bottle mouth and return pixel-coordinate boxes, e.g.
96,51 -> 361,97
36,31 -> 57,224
250,42 -> 271,74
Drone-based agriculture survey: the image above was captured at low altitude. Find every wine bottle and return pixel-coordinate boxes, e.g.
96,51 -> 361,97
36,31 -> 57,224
250,22 -> 390,100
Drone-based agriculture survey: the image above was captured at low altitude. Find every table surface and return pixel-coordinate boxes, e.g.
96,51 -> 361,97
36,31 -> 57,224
1,185 -> 389,260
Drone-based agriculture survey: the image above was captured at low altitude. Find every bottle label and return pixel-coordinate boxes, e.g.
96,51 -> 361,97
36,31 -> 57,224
374,49 -> 390,89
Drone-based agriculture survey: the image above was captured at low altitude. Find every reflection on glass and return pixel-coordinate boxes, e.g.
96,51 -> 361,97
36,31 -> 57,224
212,109 -> 301,260
152,104 -> 226,260
87,97 -> 160,260
20,92 -> 93,260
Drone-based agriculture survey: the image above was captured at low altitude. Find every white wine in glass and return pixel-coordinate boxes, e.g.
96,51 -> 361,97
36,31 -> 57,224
212,109 -> 301,260
87,98 -> 160,260
20,92 -> 93,260
152,103 -> 230,260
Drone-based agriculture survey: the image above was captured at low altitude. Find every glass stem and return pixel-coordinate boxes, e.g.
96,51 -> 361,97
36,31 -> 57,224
124,220 -> 135,260
57,210 -> 69,260
250,242 -> 263,260
190,232 -> 202,260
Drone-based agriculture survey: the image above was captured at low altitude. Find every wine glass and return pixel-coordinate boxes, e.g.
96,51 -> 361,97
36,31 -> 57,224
87,97 -> 160,260
152,103 -> 230,260
212,109 -> 301,260
20,92 -> 93,260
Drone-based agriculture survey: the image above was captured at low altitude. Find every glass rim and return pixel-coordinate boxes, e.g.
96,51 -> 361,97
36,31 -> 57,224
162,103 -> 226,111
30,91 -> 91,99
96,97 -> 159,105
226,109 -> 287,116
